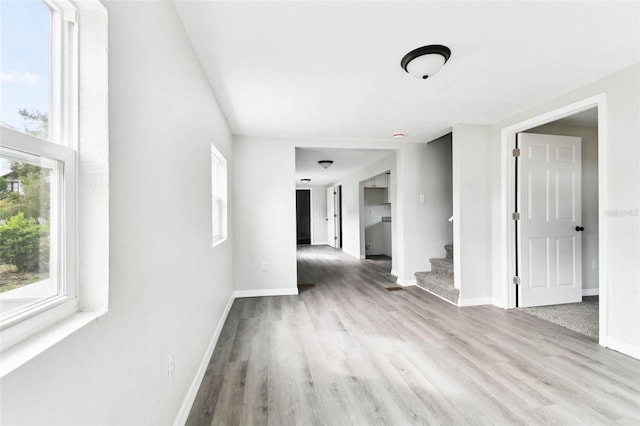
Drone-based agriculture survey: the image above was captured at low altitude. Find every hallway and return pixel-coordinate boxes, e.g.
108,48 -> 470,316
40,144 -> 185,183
187,246 -> 640,425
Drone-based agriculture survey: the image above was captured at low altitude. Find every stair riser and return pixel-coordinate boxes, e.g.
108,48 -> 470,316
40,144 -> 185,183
415,272 -> 459,304
431,264 -> 453,277
445,245 -> 453,259
416,280 -> 459,304
430,260 -> 453,277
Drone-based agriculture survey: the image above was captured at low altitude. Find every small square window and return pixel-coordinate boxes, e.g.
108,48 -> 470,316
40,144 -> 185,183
211,144 -> 227,247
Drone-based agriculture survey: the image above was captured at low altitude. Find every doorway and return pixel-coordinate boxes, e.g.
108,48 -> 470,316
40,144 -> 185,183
502,95 -> 605,343
326,184 -> 343,249
296,189 -> 312,245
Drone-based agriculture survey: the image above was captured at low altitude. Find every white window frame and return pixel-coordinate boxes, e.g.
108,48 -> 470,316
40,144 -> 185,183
211,144 -> 227,247
0,0 -> 109,377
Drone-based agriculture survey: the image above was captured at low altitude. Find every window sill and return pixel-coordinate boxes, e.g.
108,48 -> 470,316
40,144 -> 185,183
0,309 -> 106,378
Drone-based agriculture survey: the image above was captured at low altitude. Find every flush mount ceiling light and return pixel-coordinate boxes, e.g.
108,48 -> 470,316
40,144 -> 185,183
318,160 -> 334,169
401,44 -> 451,79
393,133 -> 405,139
300,178 -> 311,184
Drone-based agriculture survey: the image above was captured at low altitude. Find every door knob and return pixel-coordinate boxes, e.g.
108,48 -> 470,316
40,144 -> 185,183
575,226 -> 584,232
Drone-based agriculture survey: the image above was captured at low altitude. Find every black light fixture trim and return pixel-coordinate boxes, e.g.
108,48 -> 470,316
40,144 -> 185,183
318,160 -> 334,169
300,178 -> 312,182
401,44 -> 451,79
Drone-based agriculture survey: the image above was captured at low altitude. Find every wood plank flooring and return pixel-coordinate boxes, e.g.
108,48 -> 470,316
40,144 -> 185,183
187,245 -> 640,425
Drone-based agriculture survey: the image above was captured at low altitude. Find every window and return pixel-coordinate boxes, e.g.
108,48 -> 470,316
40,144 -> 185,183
0,0 -> 77,331
0,0 -> 108,376
211,144 -> 227,247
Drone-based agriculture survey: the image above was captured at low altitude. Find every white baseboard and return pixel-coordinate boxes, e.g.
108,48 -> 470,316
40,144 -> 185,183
582,288 -> 599,296
234,288 -> 299,298
396,278 -> 416,287
458,297 -> 495,307
174,293 -> 235,426
312,241 -> 328,246
601,336 -> 640,360
390,269 -> 398,277
415,285 -> 458,306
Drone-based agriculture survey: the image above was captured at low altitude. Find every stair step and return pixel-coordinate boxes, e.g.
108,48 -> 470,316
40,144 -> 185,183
429,258 -> 453,277
415,271 -> 459,304
444,244 -> 453,259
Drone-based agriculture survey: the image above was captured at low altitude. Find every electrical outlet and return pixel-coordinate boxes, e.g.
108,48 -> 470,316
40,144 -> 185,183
261,261 -> 268,272
168,352 -> 175,379
366,244 -> 371,250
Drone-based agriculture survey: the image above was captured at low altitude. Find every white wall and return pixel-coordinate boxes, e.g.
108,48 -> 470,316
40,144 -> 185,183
452,126 -> 494,303
527,123 -> 599,293
396,136 -> 454,285
0,2 -> 235,424
234,138 -> 297,291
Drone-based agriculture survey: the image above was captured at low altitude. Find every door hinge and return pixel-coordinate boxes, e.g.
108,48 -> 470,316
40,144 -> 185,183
334,236 -> 338,240
513,276 -> 521,286
334,214 -> 337,217
512,212 -> 520,221
512,148 -> 521,157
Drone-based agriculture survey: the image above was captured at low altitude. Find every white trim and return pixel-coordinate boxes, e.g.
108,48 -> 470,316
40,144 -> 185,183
396,278 -> 416,287
390,269 -> 398,277
234,288 -> 299,298
416,285 -> 458,306
582,288 -> 599,296
458,297 -> 496,307
499,94 -> 607,347
173,293 -> 235,426
601,336 -> 640,360
311,241 -> 328,246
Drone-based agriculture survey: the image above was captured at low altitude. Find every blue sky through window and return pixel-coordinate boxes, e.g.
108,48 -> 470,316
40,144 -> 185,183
0,0 -> 50,174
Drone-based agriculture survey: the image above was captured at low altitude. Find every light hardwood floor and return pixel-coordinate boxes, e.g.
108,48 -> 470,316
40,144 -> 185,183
187,245 -> 640,425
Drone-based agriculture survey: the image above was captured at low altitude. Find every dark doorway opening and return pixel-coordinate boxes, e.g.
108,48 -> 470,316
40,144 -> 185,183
296,189 -> 311,245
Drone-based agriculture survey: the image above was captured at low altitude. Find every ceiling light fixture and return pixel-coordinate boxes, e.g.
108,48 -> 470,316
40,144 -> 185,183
300,178 -> 311,184
393,133 -> 405,139
318,160 -> 334,169
401,44 -> 451,79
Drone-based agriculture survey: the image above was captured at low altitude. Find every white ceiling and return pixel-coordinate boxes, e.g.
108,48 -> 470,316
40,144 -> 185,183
295,148 -> 393,186
174,1 -> 638,144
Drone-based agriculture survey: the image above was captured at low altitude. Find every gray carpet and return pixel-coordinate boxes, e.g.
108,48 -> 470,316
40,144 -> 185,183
520,296 -> 599,340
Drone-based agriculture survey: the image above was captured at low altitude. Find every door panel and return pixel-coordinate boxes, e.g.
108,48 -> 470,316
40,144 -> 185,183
327,186 -> 336,247
519,133 -> 582,307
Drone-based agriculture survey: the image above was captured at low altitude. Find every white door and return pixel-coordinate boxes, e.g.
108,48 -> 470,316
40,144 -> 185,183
327,186 -> 336,247
518,133 -> 582,307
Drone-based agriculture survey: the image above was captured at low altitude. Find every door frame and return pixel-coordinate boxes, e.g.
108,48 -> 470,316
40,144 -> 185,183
296,187 -> 313,245
499,93 -> 607,342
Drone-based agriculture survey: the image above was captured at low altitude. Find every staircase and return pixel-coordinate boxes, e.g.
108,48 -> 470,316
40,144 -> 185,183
415,244 -> 459,305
